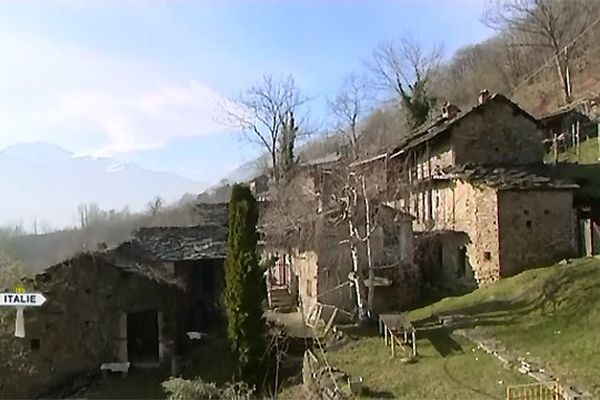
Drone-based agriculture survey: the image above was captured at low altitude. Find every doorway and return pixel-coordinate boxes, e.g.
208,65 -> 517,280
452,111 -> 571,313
127,309 -> 159,363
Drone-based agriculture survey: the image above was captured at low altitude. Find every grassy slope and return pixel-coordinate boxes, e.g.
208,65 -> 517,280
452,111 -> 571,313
408,257 -> 600,397
329,330 -> 530,399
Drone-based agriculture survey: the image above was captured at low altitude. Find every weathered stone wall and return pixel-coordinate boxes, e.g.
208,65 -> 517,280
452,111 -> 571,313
292,250 -> 321,317
497,190 -> 576,277
425,181 -> 502,285
452,101 -> 544,165
0,255 -> 181,399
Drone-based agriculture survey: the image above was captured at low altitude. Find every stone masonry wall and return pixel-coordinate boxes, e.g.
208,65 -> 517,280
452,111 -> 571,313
452,101 -> 544,165
430,181 -> 502,284
497,190 -> 577,277
0,255 -> 180,399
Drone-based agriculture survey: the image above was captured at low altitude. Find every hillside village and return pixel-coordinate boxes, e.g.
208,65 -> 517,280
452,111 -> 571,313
2,1 -> 600,400
1,89 -> 599,399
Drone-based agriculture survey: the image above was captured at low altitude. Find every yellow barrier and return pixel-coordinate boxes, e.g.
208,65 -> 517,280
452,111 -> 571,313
506,382 -> 560,400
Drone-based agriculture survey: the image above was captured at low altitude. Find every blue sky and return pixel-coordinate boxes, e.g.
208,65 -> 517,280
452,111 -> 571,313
0,0 -> 494,184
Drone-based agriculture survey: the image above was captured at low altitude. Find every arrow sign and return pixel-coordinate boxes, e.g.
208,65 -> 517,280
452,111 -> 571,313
0,292 -> 47,307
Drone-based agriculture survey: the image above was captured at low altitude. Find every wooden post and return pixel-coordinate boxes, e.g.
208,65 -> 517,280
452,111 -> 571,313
576,119 -> 581,160
553,133 -> 558,164
391,330 -> 395,358
384,324 -> 388,345
597,123 -> 600,161
412,330 -> 417,356
584,218 -> 593,257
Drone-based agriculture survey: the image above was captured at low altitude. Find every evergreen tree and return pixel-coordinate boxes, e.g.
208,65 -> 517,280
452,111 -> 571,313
399,78 -> 434,130
224,184 -> 266,389
277,111 -> 298,181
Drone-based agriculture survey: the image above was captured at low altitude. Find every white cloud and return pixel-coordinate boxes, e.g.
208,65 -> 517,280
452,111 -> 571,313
0,29 -> 237,155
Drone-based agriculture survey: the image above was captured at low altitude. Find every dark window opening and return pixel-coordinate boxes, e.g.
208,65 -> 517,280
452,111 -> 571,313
202,266 -> 215,293
30,339 -> 40,350
524,209 -> 529,215
85,288 -> 92,295
484,251 -> 492,261
526,220 -> 532,228
457,246 -> 467,278
544,209 -> 550,215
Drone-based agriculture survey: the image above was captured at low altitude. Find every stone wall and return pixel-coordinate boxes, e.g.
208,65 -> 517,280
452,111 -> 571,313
426,181 -> 502,285
497,190 -> 577,277
0,254 -> 181,399
452,101 -> 544,165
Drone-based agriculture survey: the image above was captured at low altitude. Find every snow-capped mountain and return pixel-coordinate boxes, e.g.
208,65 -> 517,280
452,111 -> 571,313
0,142 -> 208,229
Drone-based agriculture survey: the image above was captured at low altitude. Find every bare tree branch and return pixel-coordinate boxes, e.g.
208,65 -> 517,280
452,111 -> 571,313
222,74 -> 308,179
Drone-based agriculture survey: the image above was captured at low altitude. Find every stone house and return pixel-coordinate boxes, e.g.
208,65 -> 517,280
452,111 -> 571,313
379,92 -> 579,286
262,162 -> 420,321
0,222 -> 227,399
289,203 -> 418,321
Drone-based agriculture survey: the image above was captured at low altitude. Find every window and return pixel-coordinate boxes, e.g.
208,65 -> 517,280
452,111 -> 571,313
523,209 -> 529,215
483,251 -> 492,261
457,246 -> 467,278
306,280 -> 312,297
30,339 -> 40,351
544,209 -> 550,215
526,220 -> 532,228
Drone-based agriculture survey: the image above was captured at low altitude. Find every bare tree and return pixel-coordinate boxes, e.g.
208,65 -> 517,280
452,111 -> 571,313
224,74 -> 308,181
147,196 -> 165,217
483,0 -> 599,103
370,36 -> 443,129
329,73 -> 373,160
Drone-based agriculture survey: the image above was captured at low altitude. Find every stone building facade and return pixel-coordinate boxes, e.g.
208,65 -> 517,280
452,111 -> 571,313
354,92 -> 580,287
417,166 -> 578,285
0,222 -> 228,399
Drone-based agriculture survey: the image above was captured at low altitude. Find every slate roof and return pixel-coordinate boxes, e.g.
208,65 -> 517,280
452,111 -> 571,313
131,224 -> 228,261
433,164 -> 579,191
35,250 -> 182,288
390,94 -> 541,158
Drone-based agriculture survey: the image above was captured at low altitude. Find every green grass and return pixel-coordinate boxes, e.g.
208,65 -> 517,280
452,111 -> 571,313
328,258 -> 600,398
328,327 -> 530,399
408,257 -> 600,397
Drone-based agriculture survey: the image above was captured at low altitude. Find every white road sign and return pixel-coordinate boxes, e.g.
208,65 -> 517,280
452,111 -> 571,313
0,292 -> 47,307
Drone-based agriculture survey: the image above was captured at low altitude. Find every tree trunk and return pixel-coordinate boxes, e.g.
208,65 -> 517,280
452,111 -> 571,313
554,52 -> 572,104
361,177 -> 375,316
271,151 -> 278,182
347,205 -> 368,322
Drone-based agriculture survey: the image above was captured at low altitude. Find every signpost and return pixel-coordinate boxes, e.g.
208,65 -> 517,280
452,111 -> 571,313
0,285 -> 47,337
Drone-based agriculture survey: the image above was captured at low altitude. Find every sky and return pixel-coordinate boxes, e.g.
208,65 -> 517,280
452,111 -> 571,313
0,0 -> 495,184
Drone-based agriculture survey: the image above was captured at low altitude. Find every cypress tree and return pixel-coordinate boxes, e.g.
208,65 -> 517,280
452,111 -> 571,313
224,184 -> 266,389
277,111 -> 298,181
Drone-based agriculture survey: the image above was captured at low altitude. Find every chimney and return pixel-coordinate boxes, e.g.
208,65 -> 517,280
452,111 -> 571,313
442,102 -> 460,120
478,89 -> 491,105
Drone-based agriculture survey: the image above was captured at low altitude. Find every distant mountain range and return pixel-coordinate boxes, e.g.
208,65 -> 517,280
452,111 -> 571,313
0,142 -> 208,229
